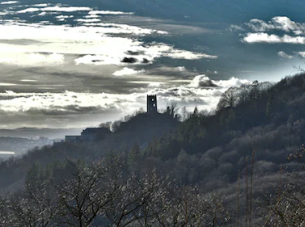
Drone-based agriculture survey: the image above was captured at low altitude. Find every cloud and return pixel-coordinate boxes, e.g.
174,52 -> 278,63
246,17 -> 305,35
0,83 -> 18,86
229,25 -> 244,32
298,52 -> 305,58
84,14 -> 100,18
239,17 -> 305,44
81,23 -> 167,35
0,75 -> 252,128
164,48 -> 218,60
0,151 -> 15,155
32,4 -> 49,7
17,8 -> 40,13
37,12 -> 46,16
74,42 -> 216,66
188,75 -> 217,88
75,18 -> 101,23
0,2 -> 222,128
147,82 -> 163,87
20,79 -> 37,82
0,4 -> 217,67
177,66 -> 186,71
88,10 -> 134,15
17,6 -> 92,13
188,75 -> 250,88
113,67 -> 145,76
16,6 -> 134,15
0,1 -> 18,4
0,52 -> 65,66
0,22 -> 167,65
242,33 -> 305,44
278,51 -> 293,59
55,15 -> 74,21
213,77 -> 251,88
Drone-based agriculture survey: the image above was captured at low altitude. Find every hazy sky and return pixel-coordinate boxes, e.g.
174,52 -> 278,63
0,0 -> 304,129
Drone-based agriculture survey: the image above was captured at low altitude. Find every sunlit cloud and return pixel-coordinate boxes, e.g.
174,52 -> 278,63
88,10 -> 134,15
278,51 -> 293,59
0,151 -> 15,155
242,33 -> 305,44
113,67 -> 145,76
74,42 -> 216,66
32,4 -> 49,7
177,66 -> 186,71
239,17 -> 305,44
76,18 -> 101,23
20,79 -> 37,82
229,25 -> 244,32
0,1 -> 18,4
55,15 -> 74,21
0,83 -> 18,86
298,52 -> 305,58
147,82 -> 164,87
17,6 -> 92,13
0,52 -> 65,66
245,17 -> 305,35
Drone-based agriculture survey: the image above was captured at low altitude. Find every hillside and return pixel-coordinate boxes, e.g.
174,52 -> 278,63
1,73 -> 305,225
0,110 -> 179,192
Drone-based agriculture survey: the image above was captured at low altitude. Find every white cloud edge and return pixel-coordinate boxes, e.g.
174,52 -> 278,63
113,67 -> 146,76
0,1 -> 18,4
242,33 -> 305,44
278,51 -> 293,59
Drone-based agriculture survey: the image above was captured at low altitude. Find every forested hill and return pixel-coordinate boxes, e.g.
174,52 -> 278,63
141,74 -> 305,182
1,73 -> 305,192
0,108 -> 180,192
1,73 -> 305,225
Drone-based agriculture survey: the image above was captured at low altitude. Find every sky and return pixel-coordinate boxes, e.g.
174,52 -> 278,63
0,0 -> 304,129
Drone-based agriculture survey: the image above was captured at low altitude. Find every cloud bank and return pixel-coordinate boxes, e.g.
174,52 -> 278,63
0,20 -> 214,66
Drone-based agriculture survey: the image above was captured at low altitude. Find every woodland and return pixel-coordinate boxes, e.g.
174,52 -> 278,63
1,73 -> 305,226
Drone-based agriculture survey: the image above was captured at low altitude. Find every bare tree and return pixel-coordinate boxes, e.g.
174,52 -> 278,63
53,161 -> 120,227
104,171 -> 167,227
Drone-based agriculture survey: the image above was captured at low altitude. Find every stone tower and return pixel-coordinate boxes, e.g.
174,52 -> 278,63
147,95 -> 157,113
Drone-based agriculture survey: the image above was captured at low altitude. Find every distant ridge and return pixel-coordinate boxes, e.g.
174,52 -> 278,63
0,127 -> 83,139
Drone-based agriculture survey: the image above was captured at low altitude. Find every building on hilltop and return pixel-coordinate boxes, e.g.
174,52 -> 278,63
147,95 -> 158,113
81,127 -> 112,141
65,135 -> 82,143
63,128 -> 111,143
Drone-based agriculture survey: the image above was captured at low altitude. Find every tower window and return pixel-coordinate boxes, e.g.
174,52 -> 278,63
153,104 -> 156,107
152,99 -> 154,101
